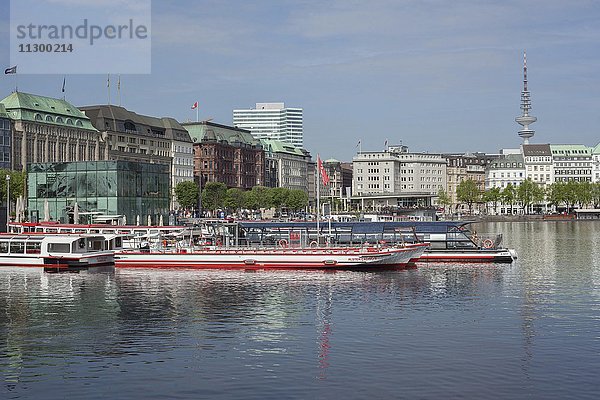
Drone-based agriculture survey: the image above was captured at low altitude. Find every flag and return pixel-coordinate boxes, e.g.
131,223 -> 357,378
62,76 -> 66,92
356,139 -> 361,148
191,101 -> 198,109
4,66 -> 16,74
384,138 -> 388,147
317,155 -> 330,186
117,75 -> 121,90
107,73 -> 110,88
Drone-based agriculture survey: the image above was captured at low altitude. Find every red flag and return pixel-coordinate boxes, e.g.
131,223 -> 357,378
317,155 -> 330,186
191,101 -> 198,109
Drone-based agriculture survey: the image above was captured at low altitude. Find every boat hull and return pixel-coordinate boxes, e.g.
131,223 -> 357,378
418,248 -> 517,263
114,244 -> 428,270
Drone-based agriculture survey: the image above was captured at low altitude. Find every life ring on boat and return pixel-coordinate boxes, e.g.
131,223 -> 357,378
216,239 -> 222,246
482,239 -> 494,249
279,239 -> 288,248
309,241 -> 318,248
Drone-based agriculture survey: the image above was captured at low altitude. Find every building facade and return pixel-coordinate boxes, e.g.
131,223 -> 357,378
27,161 -> 170,225
550,144 -> 592,183
261,139 -> 310,193
352,146 -> 446,210
522,144 -> 553,188
445,153 -> 495,212
485,153 -> 525,215
0,104 -> 10,169
183,121 -> 265,191
233,102 -> 304,148
80,105 -> 193,209
0,92 -> 105,171
593,143 -> 600,183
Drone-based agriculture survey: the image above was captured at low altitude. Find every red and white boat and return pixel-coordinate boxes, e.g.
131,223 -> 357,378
114,243 -> 428,270
0,234 -> 116,272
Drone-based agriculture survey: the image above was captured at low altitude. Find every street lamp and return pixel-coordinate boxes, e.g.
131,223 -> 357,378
5,175 -> 10,233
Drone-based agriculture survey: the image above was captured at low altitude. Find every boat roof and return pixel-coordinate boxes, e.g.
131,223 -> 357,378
236,220 -> 475,234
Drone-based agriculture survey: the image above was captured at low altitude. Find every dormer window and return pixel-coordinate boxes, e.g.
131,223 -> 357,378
56,116 -> 64,123
35,113 -> 43,121
76,120 -> 83,127
66,118 -> 74,125
45,115 -> 53,122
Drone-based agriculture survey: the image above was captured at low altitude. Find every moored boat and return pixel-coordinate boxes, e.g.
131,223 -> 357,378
0,234 -> 117,272
114,243 -> 428,270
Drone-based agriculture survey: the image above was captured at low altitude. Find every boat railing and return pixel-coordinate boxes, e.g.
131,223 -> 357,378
473,233 -> 503,250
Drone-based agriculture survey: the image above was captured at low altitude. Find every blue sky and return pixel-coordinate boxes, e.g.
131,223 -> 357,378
1,0 -> 600,161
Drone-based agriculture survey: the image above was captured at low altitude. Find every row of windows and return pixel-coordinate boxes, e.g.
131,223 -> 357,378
34,114 -> 84,126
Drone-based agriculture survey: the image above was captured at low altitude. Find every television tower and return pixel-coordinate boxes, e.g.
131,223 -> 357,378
515,51 -> 537,144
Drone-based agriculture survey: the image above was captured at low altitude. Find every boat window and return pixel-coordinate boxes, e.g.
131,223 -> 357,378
89,239 -> 104,251
101,229 -> 115,234
59,229 -> 72,233
46,228 -> 58,233
26,242 -> 42,254
0,242 -> 8,253
48,243 -> 71,253
78,238 -> 86,249
10,242 -> 25,254
74,229 -> 87,233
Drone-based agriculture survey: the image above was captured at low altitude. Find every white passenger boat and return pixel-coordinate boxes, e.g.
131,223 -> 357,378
114,243 -> 429,270
0,234 -> 117,272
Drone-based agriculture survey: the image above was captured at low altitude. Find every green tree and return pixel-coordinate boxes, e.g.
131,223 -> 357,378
436,188 -> 452,213
287,189 -> 308,211
270,187 -> 290,213
456,179 -> 481,215
502,184 -> 516,214
173,180 -> 199,209
483,187 -> 502,215
0,169 -> 26,203
224,188 -> 245,212
591,183 -> 600,208
202,182 -> 227,212
547,182 -> 567,211
517,179 -> 537,214
575,181 -> 593,208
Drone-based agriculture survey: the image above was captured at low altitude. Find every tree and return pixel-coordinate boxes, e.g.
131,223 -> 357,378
483,187 -> 502,215
270,187 -> 290,213
591,183 -> 600,208
287,189 -> 308,211
202,182 -> 227,212
173,181 -> 199,209
0,169 -> 26,203
517,179 -> 537,214
436,188 -> 452,213
502,184 -> 516,214
456,179 -> 480,215
224,188 -> 245,212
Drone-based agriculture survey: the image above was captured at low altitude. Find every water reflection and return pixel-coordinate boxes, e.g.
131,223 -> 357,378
0,221 -> 599,399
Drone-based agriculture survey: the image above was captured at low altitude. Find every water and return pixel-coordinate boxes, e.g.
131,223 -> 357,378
1,221 -> 599,399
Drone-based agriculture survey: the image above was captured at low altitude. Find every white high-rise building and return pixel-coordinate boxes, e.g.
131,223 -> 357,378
233,102 -> 303,148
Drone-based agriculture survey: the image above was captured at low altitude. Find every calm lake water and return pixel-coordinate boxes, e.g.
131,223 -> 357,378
1,221 -> 599,399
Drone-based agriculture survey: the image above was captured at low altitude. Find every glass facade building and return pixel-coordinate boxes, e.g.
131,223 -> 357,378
0,113 -> 10,169
28,161 -> 170,224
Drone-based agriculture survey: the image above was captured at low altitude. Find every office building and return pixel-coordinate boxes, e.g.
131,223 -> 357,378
233,102 -> 303,148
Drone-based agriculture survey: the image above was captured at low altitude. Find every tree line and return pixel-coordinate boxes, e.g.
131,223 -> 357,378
174,181 -> 309,214
438,179 -> 600,215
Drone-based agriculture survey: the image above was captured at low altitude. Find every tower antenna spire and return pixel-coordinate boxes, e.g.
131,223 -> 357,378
515,50 -> 536,144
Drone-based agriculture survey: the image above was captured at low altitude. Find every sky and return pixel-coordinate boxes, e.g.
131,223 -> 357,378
1,0 -> 600,161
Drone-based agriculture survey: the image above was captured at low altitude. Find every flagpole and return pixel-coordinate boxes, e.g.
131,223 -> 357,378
196,103 -> 199,122
107,73 -> 111,105
316,155 -> 320,244
118,75 -> 121,106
